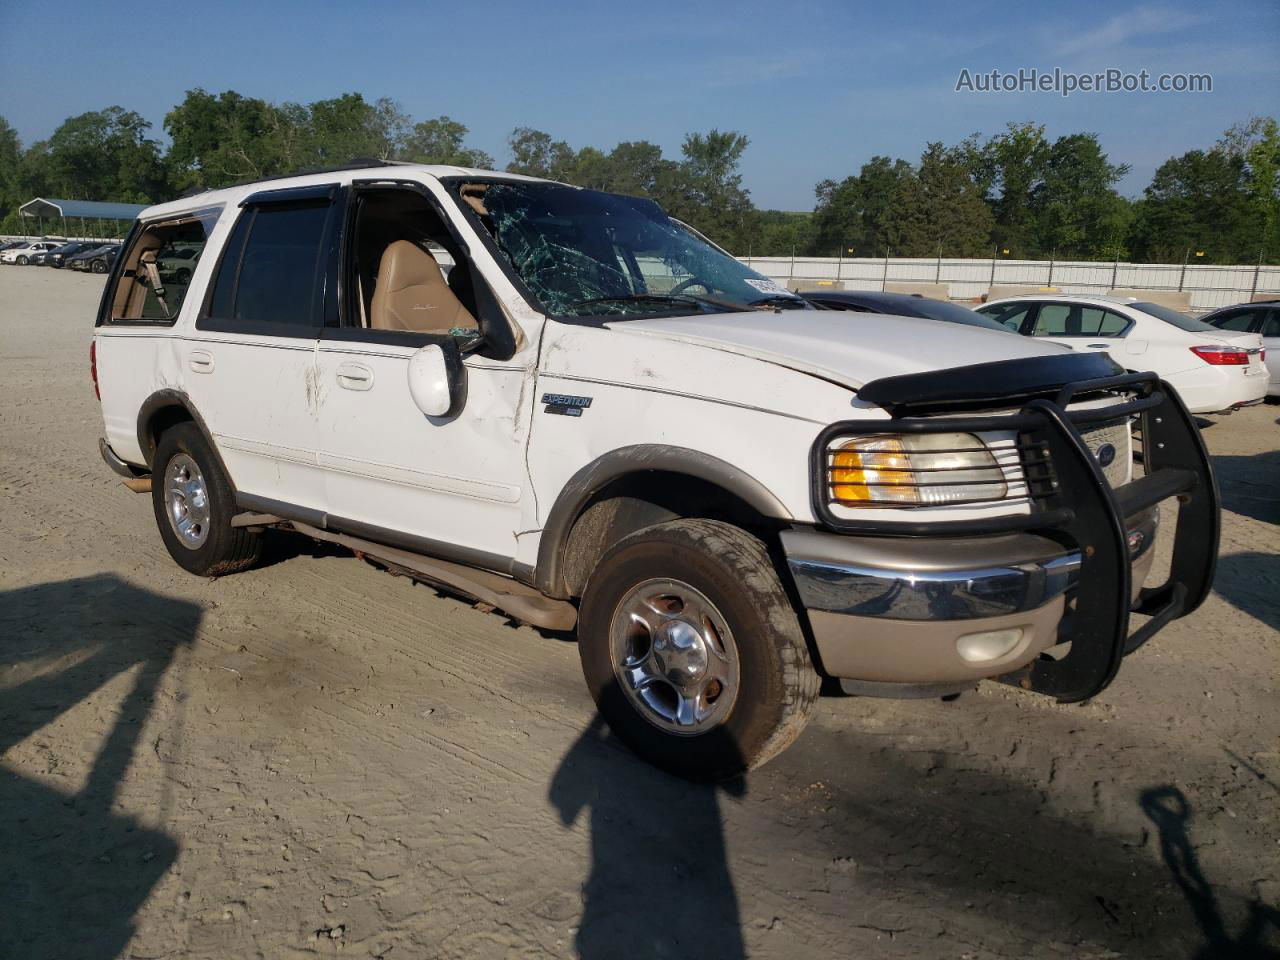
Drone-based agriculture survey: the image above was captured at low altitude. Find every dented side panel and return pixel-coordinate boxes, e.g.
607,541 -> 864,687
314,344 -> 534,562
523,320 -> 870,556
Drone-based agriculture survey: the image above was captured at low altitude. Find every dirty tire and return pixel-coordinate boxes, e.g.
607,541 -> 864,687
578,518 -> 819,780
151,422 -> 261,576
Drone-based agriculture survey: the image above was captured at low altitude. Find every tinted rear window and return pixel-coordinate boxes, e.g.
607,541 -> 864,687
207,201 -> 330,328
1208,309 -> 1260,332
1132,301 -> 1218,332
236,204 -> 329,326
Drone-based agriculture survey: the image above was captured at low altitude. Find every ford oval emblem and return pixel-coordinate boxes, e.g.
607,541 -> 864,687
1095,443 -> 1117,468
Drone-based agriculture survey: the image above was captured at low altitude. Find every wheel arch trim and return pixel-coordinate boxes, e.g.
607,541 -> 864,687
136,389 -> 236,492
533,444 -> 792,597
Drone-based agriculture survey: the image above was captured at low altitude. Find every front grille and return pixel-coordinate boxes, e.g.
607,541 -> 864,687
1078,418 -> 1133,487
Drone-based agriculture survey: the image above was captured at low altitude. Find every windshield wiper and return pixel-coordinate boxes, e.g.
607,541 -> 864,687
566,293 -> 734,314
748,295 -> 808,310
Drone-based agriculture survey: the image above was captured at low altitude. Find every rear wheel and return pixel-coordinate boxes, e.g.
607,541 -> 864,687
151,422 -> 260,576
577,518 -> 819,780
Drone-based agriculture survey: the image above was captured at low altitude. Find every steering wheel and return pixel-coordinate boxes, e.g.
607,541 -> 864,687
669,276 -> 717,296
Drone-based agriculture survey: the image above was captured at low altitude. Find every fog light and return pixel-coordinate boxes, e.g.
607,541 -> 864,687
956,628 -> 1024,664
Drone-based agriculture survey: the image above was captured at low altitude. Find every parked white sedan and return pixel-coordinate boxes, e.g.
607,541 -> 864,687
977,295 -> 1267,414
0,240 -> 62,265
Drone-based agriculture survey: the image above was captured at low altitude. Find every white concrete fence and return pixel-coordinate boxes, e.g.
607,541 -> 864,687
7,231 -> 1278,312
740,255 -> 1280,312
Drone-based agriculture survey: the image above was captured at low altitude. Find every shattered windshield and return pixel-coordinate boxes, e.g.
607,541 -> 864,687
454,181 -> 808,318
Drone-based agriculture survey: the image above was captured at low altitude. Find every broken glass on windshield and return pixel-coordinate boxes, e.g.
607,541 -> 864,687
456,181 -> 807,318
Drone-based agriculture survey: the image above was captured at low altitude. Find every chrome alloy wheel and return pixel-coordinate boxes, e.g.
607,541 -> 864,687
164,453 -> 211,549
609,578 -> 740,735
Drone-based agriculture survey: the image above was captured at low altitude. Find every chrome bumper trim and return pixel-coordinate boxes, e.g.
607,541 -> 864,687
788,511 -> 1158,622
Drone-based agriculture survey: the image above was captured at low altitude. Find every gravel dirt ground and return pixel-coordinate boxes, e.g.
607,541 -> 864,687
1,267 -> 1277,960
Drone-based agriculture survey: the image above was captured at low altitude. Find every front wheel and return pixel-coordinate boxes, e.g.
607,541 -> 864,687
91,259 -> 108,274
16,255 -> 28,265
577,518 -> 819,780
151,422 -> 261,576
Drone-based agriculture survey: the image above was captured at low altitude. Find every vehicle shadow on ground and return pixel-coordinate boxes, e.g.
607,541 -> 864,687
545,703 -> 1272,958
0,575 -> 201,960
252,528 -> 350,570
1213,552 -> 1280,630
549,712 -> 747,959
760,719 -> 1273,956
1141,786 -> 1280,959
1210,449 -> 1280,526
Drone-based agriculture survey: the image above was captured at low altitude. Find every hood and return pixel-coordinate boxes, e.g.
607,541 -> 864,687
608,311 -> 1068,390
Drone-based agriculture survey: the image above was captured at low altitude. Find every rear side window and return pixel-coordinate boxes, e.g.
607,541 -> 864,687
1031,304 -> 1129,337
205,201 -> 332,330
106,211 -> 217,324
1263,312 -> 1280,338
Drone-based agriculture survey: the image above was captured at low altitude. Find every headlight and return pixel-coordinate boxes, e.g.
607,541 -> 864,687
828,432 -> 1008,507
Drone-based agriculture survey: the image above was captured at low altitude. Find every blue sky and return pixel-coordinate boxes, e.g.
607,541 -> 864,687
1,0 -> 1276,209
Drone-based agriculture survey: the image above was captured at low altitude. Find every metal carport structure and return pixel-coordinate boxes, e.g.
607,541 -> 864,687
18,197 -> 146,240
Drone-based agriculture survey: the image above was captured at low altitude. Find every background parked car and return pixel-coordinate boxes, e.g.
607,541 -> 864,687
28,240 -> 75,266
977,294 -> 1267,414
46,241 -> 101,269
68,244 -> 120,274
1202,298 -> 1280,397
157,244 -> 202,284
65,245 -> 109,270
1,240 -> 63,265
0,240 -> 28,254
800,289 -> 1014,332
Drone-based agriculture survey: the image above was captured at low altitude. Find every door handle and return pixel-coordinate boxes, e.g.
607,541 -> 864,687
1085,343 -> 1110,349
189,349 -> 214,373
336,361 -> 374,391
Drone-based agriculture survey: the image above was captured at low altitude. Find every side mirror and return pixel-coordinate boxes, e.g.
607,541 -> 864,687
407,341 -> 467,418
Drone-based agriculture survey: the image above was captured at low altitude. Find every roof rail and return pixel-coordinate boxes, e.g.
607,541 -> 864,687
173,158 -> 415,200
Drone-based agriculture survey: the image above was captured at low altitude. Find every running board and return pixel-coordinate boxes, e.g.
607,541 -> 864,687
287,521 -> 577,632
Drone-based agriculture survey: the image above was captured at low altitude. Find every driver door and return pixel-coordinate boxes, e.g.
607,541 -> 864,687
314,182 -> 534,570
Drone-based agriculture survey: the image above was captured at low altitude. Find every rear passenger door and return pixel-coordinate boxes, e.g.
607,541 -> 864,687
1028,302 -> 1132,362
185,184 -> 342,516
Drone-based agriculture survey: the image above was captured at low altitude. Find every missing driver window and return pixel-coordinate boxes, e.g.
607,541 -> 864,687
111,211 -> 218,323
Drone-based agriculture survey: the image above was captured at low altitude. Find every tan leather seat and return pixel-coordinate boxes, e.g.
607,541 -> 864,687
369,240 -> 476,334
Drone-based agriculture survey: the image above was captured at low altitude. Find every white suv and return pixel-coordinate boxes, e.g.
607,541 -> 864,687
93,164 -> 1220,778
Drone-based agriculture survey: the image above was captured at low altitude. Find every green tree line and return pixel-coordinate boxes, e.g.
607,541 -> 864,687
0,90 -> 1276,264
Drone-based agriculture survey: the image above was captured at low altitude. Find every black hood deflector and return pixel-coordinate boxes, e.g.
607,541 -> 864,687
858,352 -> 1126,416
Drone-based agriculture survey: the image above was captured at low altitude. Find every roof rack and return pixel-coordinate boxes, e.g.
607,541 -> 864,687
176,158 -> 415,199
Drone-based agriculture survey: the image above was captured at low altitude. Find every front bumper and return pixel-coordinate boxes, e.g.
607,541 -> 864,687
796,365 -> 1219,703
784,509 -> 1158,684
